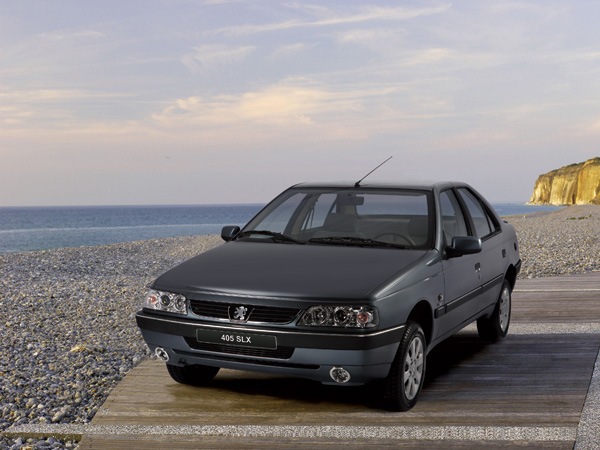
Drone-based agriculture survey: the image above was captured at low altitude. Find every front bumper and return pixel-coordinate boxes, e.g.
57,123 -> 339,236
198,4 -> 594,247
136,310 -> 405,385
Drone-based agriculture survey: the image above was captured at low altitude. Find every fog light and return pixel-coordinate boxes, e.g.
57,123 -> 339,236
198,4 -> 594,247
155,347 -> 170,362
329,367 -> 351,383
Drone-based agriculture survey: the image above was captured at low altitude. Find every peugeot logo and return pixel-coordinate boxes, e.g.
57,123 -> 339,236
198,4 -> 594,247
229,305 -> 251,322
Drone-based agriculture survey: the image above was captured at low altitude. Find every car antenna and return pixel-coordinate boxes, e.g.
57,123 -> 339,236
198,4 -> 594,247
354,156 -> 393,187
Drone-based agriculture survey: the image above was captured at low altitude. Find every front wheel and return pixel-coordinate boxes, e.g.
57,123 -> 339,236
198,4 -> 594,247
477,279 -> 511,342
380,321 -> 427,411
166,363 -> 220,386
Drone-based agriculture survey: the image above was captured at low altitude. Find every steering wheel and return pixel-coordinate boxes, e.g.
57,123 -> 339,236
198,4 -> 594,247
373,233 -> 415,247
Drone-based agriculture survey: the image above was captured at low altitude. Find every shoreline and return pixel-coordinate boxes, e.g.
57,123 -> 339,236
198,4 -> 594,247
1,206 -> 599,448
2,204 -> 599,278
0,202 -> 561,256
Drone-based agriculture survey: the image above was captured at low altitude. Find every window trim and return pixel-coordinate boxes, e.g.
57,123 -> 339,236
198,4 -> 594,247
454,187 -> 501,241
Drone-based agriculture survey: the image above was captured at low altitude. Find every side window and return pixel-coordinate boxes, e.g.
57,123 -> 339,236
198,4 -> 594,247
457,188 -> 498,238
439,190 -> 469,243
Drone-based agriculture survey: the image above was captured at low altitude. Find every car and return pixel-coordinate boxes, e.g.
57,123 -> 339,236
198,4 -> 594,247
136,181 -> 521,411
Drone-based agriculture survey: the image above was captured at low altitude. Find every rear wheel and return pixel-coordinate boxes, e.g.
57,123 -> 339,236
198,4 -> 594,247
477,279 -> 511,342
166,364 -> 219,386
380,321 -> 426,411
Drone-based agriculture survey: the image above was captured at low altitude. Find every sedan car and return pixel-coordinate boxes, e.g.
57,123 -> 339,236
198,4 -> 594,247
136,181 -> 520,411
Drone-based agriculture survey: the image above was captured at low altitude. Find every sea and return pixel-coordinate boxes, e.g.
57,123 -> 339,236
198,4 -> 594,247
0,203 -> 561,254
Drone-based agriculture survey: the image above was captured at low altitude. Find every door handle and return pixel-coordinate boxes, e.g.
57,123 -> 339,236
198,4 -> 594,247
475,262 -> 481,279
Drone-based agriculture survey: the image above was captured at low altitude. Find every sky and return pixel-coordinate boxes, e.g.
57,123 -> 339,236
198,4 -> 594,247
1,1 -> 600,206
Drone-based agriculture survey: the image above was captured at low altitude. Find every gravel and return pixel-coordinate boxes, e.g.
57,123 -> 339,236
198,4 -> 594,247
0,235 -> 221,449
504,204 -> 600,278
1,205 -> 599,449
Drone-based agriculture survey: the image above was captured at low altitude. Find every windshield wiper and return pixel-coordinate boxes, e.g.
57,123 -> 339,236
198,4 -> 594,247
237,230 -> 305,244
308,236 -> 409,249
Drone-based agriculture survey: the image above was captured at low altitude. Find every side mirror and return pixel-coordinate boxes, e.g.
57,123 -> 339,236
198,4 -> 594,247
446,236 -> 482,258
221,225 -> 240,242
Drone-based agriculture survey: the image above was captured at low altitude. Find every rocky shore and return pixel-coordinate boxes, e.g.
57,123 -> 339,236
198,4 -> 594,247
1,206 -> 599,449
0,235 -> 222,449
505,204 -> 600,278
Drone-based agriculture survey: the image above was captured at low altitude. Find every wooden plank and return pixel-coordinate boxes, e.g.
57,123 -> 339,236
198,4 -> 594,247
92,332 -> 599,429
514,272 -> 600,291
77,273 -> 600,449
79,434 -> 574,450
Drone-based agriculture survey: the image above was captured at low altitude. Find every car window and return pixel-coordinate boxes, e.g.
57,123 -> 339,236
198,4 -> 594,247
457,188 -> 498,238
251,192 -> 307,233
243,188 -> 433,249
439,190 -> 469,243
356,193 -> 428,216
300,193 -> 337,231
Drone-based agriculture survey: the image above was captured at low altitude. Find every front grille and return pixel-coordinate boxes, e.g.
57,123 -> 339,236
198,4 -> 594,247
247,307 -> 301,323
190,301 -> 229,319
184,337 -> 295,359
189,299 -> 300,324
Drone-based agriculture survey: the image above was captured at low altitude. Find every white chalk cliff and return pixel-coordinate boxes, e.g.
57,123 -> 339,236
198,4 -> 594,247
529,157 -> 600,205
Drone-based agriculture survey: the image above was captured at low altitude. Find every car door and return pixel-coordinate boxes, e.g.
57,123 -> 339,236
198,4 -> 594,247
455,187 -> 505,314
437,189 -> 483,336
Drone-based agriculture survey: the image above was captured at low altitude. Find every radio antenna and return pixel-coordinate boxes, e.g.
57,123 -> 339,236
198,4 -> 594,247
354,156 -> 393,187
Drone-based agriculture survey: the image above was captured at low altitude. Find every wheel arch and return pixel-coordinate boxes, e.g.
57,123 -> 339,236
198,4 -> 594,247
407,300 -> 433,345
505,264 -> 518,291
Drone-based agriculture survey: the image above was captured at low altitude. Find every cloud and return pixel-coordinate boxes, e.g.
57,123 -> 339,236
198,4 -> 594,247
336,28 -> 405,46
487,1 -> 566,18
38,29 -> 104,41
0,89 -> 77,127
575,117 -> 600,135
333,24 -> 501,73
150,79 -> 415,128
0,88 -> 101,102
153,84 -> 335,127
269,43 -> 309,59
0,86 -> 134,132
211,4 -> 450,36
181,44 -> 255,73
403,48 -> 456,66
534,48 -> 600,66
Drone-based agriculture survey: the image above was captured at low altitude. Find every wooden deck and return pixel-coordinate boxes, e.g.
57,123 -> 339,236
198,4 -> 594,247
79,272 -> 600,449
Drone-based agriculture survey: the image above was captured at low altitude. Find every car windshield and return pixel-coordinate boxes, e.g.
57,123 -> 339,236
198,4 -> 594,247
239,187 -> 433,249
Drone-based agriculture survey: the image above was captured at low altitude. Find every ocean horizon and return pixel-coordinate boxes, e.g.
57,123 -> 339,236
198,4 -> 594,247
0,202 -> 562,254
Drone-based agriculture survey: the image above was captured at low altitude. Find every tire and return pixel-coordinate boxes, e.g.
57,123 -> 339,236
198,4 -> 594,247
477,279 -> 511,342
166,363 -> 219,386
380,321 -> 427,411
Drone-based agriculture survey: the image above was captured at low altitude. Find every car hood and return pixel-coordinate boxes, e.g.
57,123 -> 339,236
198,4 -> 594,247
153,241 -> 431,300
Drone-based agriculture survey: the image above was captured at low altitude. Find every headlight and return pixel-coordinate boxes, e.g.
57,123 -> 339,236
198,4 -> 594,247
143,289 -> 187,315
297,305 -> 378,328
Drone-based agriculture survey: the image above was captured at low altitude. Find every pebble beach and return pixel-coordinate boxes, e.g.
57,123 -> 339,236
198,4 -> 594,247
1,205 -> 599,449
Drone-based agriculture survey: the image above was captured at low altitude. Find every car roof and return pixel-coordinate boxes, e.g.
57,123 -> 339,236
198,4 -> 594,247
290,180 -> 470,191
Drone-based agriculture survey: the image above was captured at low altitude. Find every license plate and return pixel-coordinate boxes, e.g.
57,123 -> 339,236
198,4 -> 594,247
196,328 -> 277,350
